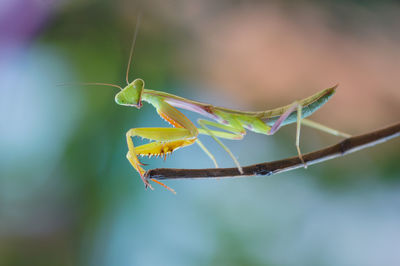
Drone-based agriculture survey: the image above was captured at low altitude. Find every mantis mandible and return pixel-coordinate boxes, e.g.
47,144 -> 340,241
81,17 -> 351,193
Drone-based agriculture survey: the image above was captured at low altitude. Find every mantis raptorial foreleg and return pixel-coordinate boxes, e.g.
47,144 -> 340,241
197,119 -> 245,173
126,101 -> 199,192
126,127 -> 196,191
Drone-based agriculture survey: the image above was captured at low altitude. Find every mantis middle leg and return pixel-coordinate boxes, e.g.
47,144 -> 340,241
197,119 -> 245,173
301,119 -> 351,138
195,126 -> 245,168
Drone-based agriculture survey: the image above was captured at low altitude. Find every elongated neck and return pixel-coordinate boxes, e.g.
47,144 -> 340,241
142,89 -> 219,120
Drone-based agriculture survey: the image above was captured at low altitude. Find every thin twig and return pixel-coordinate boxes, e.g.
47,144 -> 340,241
145,122 -> 400,180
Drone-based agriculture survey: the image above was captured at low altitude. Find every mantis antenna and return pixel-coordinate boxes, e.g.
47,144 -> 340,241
126,13 -> 142,85
57,82 -> 123,90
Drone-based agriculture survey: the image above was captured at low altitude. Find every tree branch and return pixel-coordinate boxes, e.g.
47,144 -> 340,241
145,122 -> 400,181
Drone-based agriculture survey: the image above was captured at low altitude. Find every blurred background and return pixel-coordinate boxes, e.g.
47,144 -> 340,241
1,0 -> 399,265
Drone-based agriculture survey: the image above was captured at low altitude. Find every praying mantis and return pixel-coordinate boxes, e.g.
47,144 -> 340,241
80,18 -> 351,193
117,81 -> 350,193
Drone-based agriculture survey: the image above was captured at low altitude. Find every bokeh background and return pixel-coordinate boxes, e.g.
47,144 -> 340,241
1,0 -> 400,265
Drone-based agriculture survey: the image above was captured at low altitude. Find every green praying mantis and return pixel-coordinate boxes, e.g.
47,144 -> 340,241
78,19 -> 351,193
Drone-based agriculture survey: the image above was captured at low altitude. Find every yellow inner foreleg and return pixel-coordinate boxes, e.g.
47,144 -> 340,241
126,127 -> 196,192
126,101 -> 199,193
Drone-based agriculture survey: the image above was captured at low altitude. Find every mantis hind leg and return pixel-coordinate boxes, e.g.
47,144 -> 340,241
295,108 -> 352,168
197,119 -> 245,174
296,104 -> 307,167
268,101 -> 351,168
296,118 -> 351,169
267,101 -> 307,167
301,119 -> 351,138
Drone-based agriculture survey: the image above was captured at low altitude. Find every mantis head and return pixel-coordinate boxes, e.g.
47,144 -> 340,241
115,78 -> 144,108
